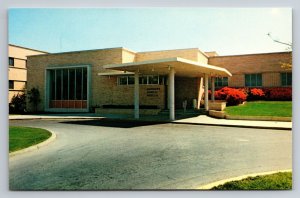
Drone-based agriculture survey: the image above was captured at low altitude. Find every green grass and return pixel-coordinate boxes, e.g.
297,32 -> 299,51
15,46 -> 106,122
225,101 -> 292,117
9,126 -> 52,153
212,172 -> 292,190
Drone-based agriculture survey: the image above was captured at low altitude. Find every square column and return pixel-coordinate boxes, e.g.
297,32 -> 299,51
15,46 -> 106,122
211,77 -> 215,102
134,72 -> 139,119
168,67 -> 175,121
204,73 -> 209,111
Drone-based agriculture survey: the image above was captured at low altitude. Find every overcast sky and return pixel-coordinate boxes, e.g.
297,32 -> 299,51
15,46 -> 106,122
9,8 -> 292,55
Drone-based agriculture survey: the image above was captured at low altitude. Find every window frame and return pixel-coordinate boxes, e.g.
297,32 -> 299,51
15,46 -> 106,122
214,77 -> 228,87
281,72 -> 292,86
9,80 -> 14,89
9,57 -> 14,66
245,73 -> 262,87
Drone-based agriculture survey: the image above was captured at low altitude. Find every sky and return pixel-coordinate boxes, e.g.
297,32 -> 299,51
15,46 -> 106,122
8,8 -> 292,55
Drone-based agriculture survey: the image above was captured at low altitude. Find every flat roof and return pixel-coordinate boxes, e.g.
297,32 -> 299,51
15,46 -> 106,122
103,57 -> 232,77
9,44 -> 48,54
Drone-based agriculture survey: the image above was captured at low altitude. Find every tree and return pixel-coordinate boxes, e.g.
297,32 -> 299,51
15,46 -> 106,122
267,33 -> 292,70
10,93 -> 26,113
27,87 -> 41,112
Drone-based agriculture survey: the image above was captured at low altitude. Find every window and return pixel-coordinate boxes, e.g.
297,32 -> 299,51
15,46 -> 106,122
118,75 -> 165,85
9,57 -> 14,66
281,72 -> 292,86
48,67 -> 88,109
245,73 -> 262,87
214,77 -> 228,87
9,80 -> 14,89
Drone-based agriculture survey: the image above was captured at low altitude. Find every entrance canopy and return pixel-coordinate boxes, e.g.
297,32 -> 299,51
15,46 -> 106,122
102,57 -> 232,77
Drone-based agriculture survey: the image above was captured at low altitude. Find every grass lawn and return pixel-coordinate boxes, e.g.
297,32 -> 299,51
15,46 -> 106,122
212,172 -> 292,190
225,101 -> 292,117
9,126 -> 52,153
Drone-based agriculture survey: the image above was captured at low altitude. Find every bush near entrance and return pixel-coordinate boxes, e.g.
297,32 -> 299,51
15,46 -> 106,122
212,87 -> 292,106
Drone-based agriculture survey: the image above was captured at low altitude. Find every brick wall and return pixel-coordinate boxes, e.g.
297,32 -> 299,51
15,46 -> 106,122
136,48 -> 208,64
209,52 -> 292,87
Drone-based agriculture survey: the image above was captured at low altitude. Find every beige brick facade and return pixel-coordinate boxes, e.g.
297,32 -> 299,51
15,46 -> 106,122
26,47 -> 292,112
208,52 -> 292,87
8,44 -> 47,102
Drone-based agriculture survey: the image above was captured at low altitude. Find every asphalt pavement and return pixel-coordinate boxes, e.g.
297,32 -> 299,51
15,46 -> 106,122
9,119 -> 292,190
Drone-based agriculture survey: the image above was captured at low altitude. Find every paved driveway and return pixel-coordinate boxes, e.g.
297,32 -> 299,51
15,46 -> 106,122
9,119 -> 292,190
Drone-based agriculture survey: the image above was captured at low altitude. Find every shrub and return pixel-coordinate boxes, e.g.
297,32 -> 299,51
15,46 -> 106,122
27,87 -> 41,112
214,87 -> 247,106
263,87 -> 292,101
248,88 -> 265,101
9,93 -> 26,114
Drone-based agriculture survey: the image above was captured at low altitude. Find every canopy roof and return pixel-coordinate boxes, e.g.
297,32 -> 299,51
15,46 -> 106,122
102,57 -> 232,77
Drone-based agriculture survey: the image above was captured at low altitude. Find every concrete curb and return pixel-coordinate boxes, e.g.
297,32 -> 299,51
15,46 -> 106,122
196,169 -> 292,190
225,115 -> 292,122
208,111 -> 292,122
173,121 -> 292,130
9,130 -> 57,158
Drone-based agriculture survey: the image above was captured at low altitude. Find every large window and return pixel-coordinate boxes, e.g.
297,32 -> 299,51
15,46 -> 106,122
245,73 -> 262,87
214,77 -> 228,87
9,57 -> 14,66
118,75 -> 165,85
9,80 -> 14,89
48,67 -> 88,109
281,72 -> 292,86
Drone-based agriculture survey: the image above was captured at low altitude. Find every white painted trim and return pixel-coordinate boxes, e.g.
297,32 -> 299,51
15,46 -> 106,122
103,57 -> 232,77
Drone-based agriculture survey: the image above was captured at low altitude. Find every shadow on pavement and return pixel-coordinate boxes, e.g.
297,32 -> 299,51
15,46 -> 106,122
60,118 -> 168,128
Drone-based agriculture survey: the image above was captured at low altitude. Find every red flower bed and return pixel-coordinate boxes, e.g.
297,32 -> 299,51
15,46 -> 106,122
214,87 -> 247,106
263,87 -> 292,101
248,88 -> 265,100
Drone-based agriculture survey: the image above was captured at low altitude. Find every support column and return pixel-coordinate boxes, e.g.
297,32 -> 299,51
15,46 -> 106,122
134,72 -> 139,119
204,73 -> 209,111
168,67 -> 175,121
211,77 -> 215,102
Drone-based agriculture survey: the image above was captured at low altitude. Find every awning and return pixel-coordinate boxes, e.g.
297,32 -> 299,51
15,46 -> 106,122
102,57 -> 232,77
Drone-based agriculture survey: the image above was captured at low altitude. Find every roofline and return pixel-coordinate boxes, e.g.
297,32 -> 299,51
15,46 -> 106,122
210,51 -> 292,58
9,44 -> 48,54
137,47 -> 209,58
103,57 -> 232,77
27,47 -> 126,58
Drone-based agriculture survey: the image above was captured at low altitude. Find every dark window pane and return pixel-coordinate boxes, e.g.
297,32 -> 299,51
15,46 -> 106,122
245,75 -> 250,87
148,75 -> 158,84
63,69 -> 68,100
139,76 -> 147,84
9,57 -> 14,66
49,70 -> 55,100
119,76 -> 127,85
257,74 -> 262,86
159,76 -> 165,85
250,74 -> 256,86
287,73 -> 292,86
69,69 -> 75,100
128,76 -> 134,84
82,68 -> 87,100
76,68 -> 82,100
56,70 -> 62,100
223,77 -> 228,86
9,80 -> 14,89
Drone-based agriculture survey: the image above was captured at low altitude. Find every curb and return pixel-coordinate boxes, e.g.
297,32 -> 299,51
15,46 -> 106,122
172,121 -> 292,130
196,169 -> 292,190
208,111 -> 292,122
9,130 -> 57,157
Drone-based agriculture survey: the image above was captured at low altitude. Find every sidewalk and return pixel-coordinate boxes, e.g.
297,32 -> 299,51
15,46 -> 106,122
9,114 -> 292,130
